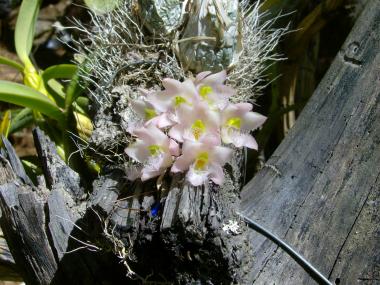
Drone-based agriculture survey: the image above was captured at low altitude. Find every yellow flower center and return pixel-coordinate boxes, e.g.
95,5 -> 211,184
148,145 -> 162,156
194,152 -> 209,170
174,96 -> 188,107
226,117 -> 241,129
191,119 -> 206,140
199,85 -> 213,100
144,108 -> 157,120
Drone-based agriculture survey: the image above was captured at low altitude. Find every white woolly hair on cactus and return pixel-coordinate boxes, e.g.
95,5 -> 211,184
66,0 -> 288,105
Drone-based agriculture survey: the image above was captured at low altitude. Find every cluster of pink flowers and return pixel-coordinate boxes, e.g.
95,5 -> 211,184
125,71 -> 266,186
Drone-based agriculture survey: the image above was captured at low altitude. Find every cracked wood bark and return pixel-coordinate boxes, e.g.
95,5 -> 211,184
0,157 -> 22,282
240,0 -> 380,284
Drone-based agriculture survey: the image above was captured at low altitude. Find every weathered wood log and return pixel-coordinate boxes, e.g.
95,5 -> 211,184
240,0 -> 380,283
0,0 -> 378,284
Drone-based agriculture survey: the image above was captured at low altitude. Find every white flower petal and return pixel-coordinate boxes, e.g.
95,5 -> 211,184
209,163 -> 225,185
186,166 -> 209,186
211,146 -> 233,165
125,140 -> 149,163
242,112 -> 267,131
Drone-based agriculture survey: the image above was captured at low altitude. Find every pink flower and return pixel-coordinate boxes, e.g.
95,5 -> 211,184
129,88 -> 174,131
171,138 -> 233,186
130,98 -> 173,129
147,78 -> 199,115
168,102 -> 220,143
221,103 -> 266,149
125,125 -> 179,181
194,70 -> 235,110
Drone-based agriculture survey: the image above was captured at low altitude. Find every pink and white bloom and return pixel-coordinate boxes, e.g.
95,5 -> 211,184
130,97 -> 173,130
168,102 -> 220,143
221,103 -> 267,149
129,88 -> 175,131
147,78 -> 199,117
125,125 -> 179,181
194,70 -> 235,110
171,138 -> 233,186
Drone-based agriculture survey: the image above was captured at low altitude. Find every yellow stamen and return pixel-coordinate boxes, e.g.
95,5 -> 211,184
145,108 -> 157,120
148,145 -> 162,156
191,119 -> 206,140
199,85 -> 213,100
226,117 -> 241,129
194,152 -> 209,170
174,96 -> 188,106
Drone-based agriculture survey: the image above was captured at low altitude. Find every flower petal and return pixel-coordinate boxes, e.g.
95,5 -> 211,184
243,135 -> 258,150
209,163 -> 225,185
147,113 -> 174,128
195,71 -> 212,82
231,133 -> 258,149
162,78 -> 182,92
171,140 -> 200,172
125,164 -> 142,181
147,90 -> 173,113
125,139 -> 149,163
134,125 -> 168,145
221,127 -> 233,145
130,99 -> 148,118
169,139 -> 180,156
214,84 -> 235,98
141,169 -> 163,181
234,102 -> 253,113
186,167 -> 208,186
202,70 -> 227,85
242,112 -> 267,131
212,145 -> 233,165
171,153 -> 194,172
168,124 -> 184,142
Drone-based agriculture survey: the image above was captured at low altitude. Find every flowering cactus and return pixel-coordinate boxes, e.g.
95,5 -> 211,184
125,70 -> 266,186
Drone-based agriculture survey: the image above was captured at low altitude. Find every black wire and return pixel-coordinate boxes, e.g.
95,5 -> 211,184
237,212 -> 333,285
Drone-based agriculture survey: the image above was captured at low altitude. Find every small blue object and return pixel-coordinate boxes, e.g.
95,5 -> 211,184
150,202 -> 160,217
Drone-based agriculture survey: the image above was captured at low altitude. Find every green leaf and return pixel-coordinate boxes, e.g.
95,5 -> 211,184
45,79 -> 66,108
15,0 -> 42,64
65,67 -> 88,110
42,64 -> 78,83
42,64 -> 78,108
0,110 -> 11,138
0,80 -> 64,122
0,56 -> 23,72
9,108 -> 34,134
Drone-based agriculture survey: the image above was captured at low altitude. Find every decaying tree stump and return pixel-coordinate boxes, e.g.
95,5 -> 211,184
0,0 -> 379,284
